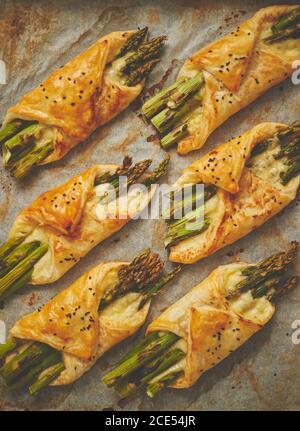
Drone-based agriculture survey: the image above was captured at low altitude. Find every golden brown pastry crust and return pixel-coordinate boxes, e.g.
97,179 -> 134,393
147,262 -> 275,388
176,5 -> 300,154
5,31 -> 143,162
169,122 -> 300,263
10,261 -> 151,385
9,164 -> 155,284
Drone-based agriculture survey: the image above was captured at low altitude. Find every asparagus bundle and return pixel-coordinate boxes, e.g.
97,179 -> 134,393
0,249 -> 182,394
247,121 -> 300,186
142,6 -> 300,153
0,28 -> 166,179
142,72 -> 204,149
166,121 -> 300,263
264,6 -> 300,43
164,184 -> 217,248
0,239 -> 48,300
95,154 -> 170,203
0,156 -> 169,300
103,243 -> 299,398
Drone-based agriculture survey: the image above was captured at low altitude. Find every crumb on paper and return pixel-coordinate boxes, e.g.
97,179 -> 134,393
24,292 -> 40,307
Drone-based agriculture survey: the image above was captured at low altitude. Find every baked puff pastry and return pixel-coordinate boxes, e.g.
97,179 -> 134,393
0,28 -> 166,179
164,121 -> 300,264
0,156 -> 169,299
142,5 -> 300,154
103,243 -> 298,397
0,249 -> 181,392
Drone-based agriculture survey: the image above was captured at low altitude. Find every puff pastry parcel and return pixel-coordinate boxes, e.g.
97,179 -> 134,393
0,28 -> 166,178
0,156 -> 169,299
142,5 -> 300,154
0,249 -> 181,393
103,243 -> 298,397
165,121 -> 300,264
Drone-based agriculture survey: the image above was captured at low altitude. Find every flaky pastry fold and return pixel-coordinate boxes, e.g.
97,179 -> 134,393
169,122 -> 300,263
176,5 -> 300,154
9,164 -> 154,284
11,261 -> 151,385
148,262 -> 275,388
5,31 -> 143,162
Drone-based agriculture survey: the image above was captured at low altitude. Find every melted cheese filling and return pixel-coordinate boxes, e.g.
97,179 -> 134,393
230,291 -> 274,324
101,292 -> 144,321
223,263 -> 275,325
248,138 -> 286,188
204,193 -> 219,216
104,56 -> 127,84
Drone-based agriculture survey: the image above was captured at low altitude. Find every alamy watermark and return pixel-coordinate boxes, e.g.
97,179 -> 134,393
291,320 -> 300,345
0,320 -> 6,344
95,179 -> 206,229
0,60 -> 6,85
292,60 -> 300,85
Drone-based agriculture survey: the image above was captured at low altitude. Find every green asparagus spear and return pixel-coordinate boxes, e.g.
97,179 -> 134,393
94,156 -> 133,186
143,72 -> 204,146
249,139 -> 272,159
0,268 -> 34,300
269,275 -> 299,300
99,248 -> 164,309
0,242 -> 48,299
0,241 -> 41,278
165,72 -> 204,110
142,73 -> 203,121
263,7 -> 300,43
0,236 -> 26,262
265,23 -> 300,43
140,348 -> 184,385
4,123 -> 39,160
227,242 -> 299,299
251,276 -> 281,299
121,36 -> 166,75
280,161 -> 300,185
8,351 -> 62,392
166,184 -> 217,221
29,362 -> 65,395
0,120 -> 33,145
98,159 -> 152,203
125,58 -> 160,86
146,370 -> 183,398
275,139 -> 300,159
165,217 -> 210,248
138,265 -> 182,310
271,6 -> 300,33
95,156 -> 169,203
115,332 -> 160,367
142,154 -> 170,187
165,189 -> 213,247
102,332 -> 179,387
116,27 -> 149,59
0,337 -> 18,362
0,342 -> 53,384
161,123 -> 188,149
9,140 -> 54,180
115,348 -> 185,397
151,102 -> 190,135
142,77 -> 186,119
